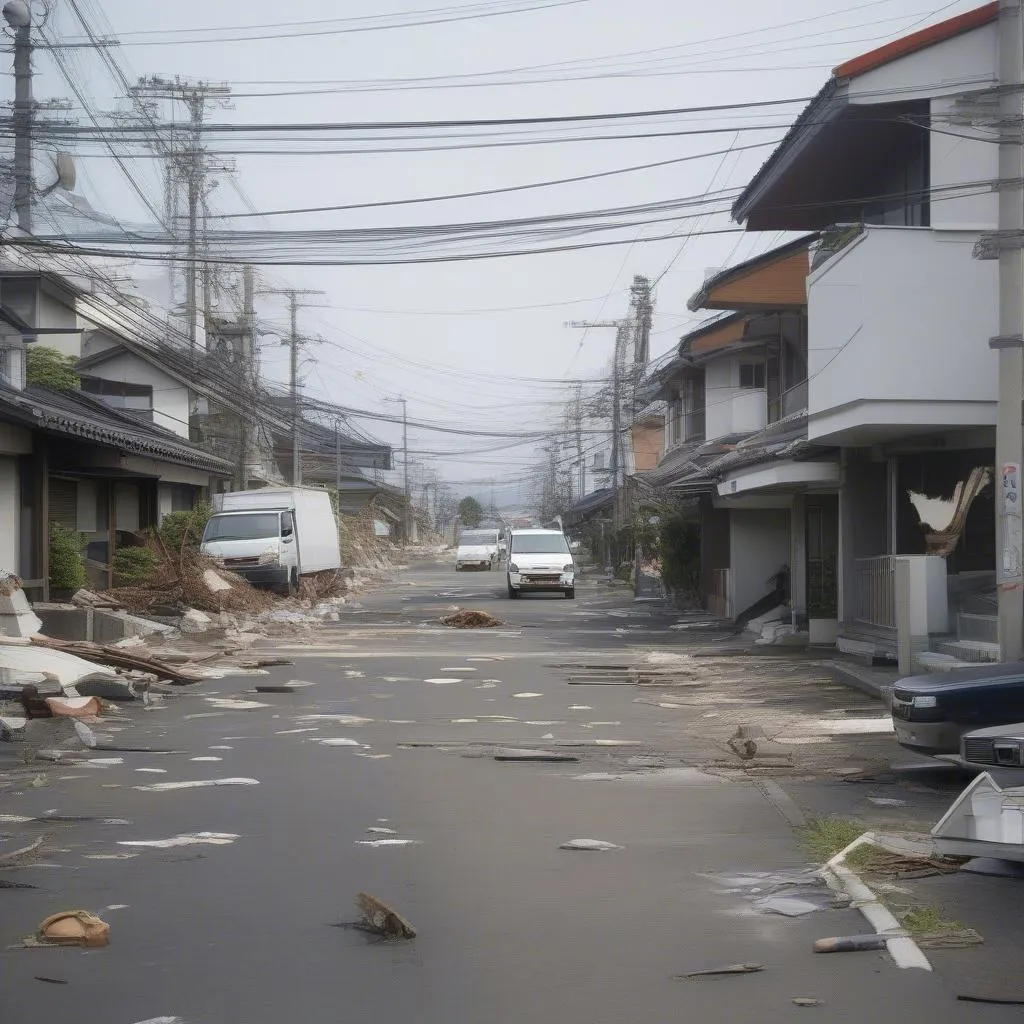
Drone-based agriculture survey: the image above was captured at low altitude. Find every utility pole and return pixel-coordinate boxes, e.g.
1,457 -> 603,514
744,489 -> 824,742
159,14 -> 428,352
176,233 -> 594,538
11,12 -> 31,234
262,287 -> 325,487
130,77 -> 232,348
990,0 -> 1024,661
235,264 -> 255,490
573,383 -> 585,499
400,399 -> 410,545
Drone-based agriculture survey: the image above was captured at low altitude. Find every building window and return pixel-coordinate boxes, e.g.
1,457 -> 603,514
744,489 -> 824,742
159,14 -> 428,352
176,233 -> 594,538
739,363 -> 765,389
593,452 -> 605,470
80,377 -> 154,420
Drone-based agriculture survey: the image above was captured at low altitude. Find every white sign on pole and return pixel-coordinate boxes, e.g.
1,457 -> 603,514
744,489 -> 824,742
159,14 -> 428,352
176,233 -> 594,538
1002,462 -> 1022,580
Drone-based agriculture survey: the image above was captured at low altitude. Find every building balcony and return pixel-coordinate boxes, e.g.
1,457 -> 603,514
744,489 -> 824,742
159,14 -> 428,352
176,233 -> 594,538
806,224 -> 997,445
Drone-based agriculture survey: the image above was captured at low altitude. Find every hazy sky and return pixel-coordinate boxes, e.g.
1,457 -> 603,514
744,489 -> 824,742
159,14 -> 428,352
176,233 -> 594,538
20,0 -> 981,502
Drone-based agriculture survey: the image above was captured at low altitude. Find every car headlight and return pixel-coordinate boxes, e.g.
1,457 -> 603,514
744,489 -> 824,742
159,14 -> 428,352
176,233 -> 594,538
911,695 -> 938,709
509,563 -> 519,572
563,563 -> 574,572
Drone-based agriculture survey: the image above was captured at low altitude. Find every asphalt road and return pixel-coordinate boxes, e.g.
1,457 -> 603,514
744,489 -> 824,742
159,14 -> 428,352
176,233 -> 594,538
1,558 -> 1016,1022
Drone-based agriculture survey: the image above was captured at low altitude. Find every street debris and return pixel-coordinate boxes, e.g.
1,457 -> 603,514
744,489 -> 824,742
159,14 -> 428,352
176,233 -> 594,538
255,681 -> 315,693
680,963 -> 763,978
27,636 -> 205,686
813,934 -> 889,953
703,869 -> 846,918
866,797 -> 906,808
728,725 -> 792,762
792,998 -> 823,1007
296,714 -> 372,725
915,928 -> 984,949
494,749 -> 579,762
425,678 -> 459,684
512,692 -> 543,698
44,696 -> 101,718
356,838 -> 421,847
355,892 -> 416,939
30,910 -> 110,948
957,993 -> 1024,1006
33,976 -> 68,984
0,835 -> 46,864
559,839 -> 622,851
441,610 -> 502,628
118,832 -> 239,849
318,738 -> 360,746
367,826 -> 397,835
132,778 -> 259,792
204,698 -> 270,710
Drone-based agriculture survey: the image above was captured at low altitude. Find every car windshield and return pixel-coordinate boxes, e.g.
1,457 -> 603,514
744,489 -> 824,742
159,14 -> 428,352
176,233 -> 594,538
511,533 -> 570,555
203,512 -> 280,542
460,531 -> 495,546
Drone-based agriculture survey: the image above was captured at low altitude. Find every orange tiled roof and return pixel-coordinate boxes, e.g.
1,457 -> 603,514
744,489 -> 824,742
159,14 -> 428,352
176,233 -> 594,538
833,2 -> 997,80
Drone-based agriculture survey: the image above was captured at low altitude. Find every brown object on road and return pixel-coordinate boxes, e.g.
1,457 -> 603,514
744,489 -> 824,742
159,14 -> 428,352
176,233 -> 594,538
355,892 -> 416,939
36,910 -> 110,948
440,610 -> 503,629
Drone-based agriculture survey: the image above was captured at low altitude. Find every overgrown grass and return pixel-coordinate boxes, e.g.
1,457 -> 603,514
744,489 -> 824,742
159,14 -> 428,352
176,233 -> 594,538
800,818 -> 867,862
897,905 -> 964,935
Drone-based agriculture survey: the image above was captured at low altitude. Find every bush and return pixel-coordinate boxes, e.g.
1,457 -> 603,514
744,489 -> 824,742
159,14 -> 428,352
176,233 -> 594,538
111,546 -> 157,585
27,346 -> 80,391
157,500 -> 212,553
659,515 -> 700,597
49,522 -> 87,591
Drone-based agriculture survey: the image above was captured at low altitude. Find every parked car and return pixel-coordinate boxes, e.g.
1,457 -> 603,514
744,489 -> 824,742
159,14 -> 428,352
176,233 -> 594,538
506,528 -> 574,599
455,529 -> 500,571
891,661 -> 1024,755
201,487 -> 341,594
960,722 -> 1024,772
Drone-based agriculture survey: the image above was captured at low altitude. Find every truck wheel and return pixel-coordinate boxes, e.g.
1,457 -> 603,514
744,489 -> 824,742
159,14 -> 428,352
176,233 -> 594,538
507,582 -> 518,599
564,588 -> 575,600
288,569 -> 299,597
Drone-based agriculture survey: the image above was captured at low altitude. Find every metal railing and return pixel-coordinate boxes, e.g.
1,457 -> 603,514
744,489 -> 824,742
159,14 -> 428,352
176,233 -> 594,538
708,568 -> 730,619
854,555 -> 895,628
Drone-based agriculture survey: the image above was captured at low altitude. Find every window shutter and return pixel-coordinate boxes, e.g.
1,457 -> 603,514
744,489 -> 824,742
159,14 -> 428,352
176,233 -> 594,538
49,478 -> 78,530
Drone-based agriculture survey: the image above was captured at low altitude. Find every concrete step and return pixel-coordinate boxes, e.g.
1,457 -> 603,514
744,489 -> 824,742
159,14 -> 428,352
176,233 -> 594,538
935,639 -> 1001,663
837,636 -> 897,666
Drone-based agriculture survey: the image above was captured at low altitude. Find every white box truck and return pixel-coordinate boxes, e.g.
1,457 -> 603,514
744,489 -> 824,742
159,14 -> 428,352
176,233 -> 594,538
200,488 -> 341,593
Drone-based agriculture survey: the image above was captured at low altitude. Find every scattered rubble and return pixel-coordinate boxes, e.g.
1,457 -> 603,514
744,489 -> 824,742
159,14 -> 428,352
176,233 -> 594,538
680,963 -> 763,978
440,610 -> 503,628
559,839 -> 622,851
26,636 -> 206,686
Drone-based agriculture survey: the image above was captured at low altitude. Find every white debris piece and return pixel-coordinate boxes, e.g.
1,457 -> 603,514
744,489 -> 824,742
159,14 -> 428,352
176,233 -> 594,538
559,839 -> 623,851
119,832 -> 239,849
180,608 -> 213,634
568,705 -> 593,711
202,569 -> 233,594
0,645 -> 117,687
318,738 -> 360,746
204,698 -> 270,710
367,826 -> 397,834
356,838 -> 421,847
133,778 -> 260,792
190,756 -> 223,762
0,582 -> 42,638
425,678 -> 459,685
297,714 -> 372,726
134,768 -> 168,774
512,692 -> 543,698
645,651 -> 694,667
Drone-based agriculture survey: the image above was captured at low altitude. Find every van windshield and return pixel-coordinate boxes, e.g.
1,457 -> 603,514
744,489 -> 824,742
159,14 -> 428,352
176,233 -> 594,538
510,533 -> 570,555
203,512 -> 280,542
460,531 -> 496,545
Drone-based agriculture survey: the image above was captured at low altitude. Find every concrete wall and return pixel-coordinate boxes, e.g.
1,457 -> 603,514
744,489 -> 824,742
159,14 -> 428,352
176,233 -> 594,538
838,454 -> 888,624
729,508 -> 791,618
0,456 -> 18,572
83,351 -> 191,438
930,95 -> 998,231
0,422 -> 31,456
705,357 -> 767,440
807,226 -> 998,441
846,22 -> 997,106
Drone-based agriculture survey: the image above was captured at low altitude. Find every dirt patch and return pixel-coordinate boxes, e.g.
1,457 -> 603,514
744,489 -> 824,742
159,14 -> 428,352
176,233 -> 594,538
441,610 -> 503,629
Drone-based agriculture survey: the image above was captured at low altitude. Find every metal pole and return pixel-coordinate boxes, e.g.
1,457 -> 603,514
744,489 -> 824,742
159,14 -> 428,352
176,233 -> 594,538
997,0 -> 1024,661
335,419 -> 341,493
289,295 -> 301,487
401,398 -> 410,545
236,265 -> 254,490
13,24 -> 32,234
611,327 -> 623,495
185,96 -> 202,348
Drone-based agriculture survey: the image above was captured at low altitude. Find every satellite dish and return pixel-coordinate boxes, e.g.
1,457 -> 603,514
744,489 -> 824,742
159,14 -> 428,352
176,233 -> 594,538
2,1 -> 30,28
54,152 -> 75,191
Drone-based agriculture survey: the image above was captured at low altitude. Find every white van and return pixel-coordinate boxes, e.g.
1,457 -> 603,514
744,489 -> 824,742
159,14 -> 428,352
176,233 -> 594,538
201,488 -> 341,594
455,528 -> 500,571
506,528 -> 574,599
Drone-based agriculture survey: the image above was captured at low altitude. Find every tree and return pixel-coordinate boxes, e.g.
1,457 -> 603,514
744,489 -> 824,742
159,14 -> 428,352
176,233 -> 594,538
458,496 -> 484,527
26,346 -> 81,391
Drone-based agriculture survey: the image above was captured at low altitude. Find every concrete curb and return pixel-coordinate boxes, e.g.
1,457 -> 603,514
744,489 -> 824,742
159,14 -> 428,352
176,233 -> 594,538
820,832 -> 931,972
820,659 -> 895,707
